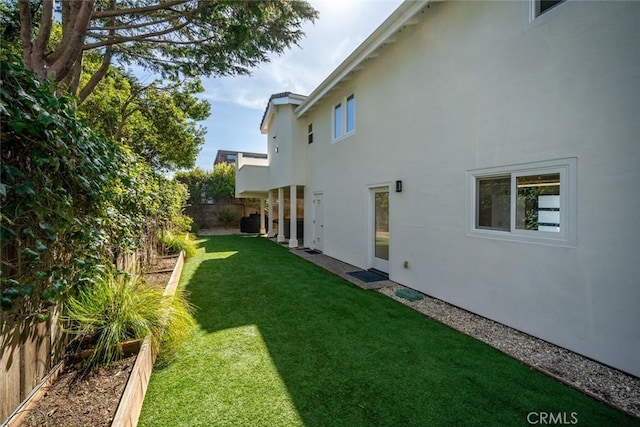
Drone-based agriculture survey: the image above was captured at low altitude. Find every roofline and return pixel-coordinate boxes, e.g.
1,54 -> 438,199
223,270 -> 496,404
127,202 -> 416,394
295,0 -> 429,117
259,92 -> 308,133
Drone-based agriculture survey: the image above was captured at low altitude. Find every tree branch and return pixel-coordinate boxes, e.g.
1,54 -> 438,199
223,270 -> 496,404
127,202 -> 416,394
67,54 -> 84,96
90,0 -> 190,19
79,0 -> 117,104
83,21 -> 190,50
48,1 -> 82,65
18,0 -> 33,69
78,45 -> 113,104
47,1 -> 96,81
32,0 -> 54,66
87,13 -> 193,32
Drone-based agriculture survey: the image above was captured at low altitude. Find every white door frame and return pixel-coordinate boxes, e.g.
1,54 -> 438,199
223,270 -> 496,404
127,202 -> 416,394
367,184 -> 390,273
312,192 -> 324,252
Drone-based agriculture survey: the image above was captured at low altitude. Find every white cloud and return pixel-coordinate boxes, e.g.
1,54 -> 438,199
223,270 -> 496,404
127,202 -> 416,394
200,0 -> 402,109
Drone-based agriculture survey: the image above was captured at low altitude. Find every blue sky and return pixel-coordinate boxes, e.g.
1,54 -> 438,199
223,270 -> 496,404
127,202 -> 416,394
190,0 -> 404,170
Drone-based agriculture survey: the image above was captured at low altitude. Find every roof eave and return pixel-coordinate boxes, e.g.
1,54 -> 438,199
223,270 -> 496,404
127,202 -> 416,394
295,0 -> 429,118
260,93 -> 308,134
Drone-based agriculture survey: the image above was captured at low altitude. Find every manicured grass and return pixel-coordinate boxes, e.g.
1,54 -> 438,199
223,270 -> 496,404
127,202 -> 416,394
139,235 -> 638,426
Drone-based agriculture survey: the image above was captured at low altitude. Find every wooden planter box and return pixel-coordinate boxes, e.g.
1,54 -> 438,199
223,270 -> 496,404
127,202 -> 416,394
2,251 -> 185,427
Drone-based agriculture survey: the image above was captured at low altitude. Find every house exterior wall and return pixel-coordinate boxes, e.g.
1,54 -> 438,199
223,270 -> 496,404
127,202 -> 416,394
266,105 -> 307,189
300,0 -> 639,376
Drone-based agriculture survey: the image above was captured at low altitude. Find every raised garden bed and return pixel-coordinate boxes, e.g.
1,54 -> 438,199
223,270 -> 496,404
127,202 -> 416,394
1,252 -> 184,427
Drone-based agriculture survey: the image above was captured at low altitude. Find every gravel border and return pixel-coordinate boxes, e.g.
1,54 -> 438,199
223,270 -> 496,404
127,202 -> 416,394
377,283 -> 640,418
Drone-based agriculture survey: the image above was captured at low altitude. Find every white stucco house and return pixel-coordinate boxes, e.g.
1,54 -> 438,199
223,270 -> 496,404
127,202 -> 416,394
235,0 -> 640,377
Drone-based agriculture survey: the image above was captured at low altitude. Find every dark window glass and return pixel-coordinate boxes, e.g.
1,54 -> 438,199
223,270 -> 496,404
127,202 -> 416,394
538,0 -> 564,16
477,176 -> 511,231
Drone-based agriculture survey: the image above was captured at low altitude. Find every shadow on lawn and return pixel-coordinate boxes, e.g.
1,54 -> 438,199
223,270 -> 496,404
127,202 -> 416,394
182,235 -> 636,427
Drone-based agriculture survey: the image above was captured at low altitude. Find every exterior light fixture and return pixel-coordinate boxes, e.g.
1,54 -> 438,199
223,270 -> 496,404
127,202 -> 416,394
396,180 -> 403,192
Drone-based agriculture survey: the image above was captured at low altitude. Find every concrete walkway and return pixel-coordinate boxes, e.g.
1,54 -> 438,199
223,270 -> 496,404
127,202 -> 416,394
288,245 -> 395,291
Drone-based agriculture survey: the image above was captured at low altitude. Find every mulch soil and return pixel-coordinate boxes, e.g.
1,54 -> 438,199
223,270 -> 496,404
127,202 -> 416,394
22,357 -> 135,427
18,255 -> 178,427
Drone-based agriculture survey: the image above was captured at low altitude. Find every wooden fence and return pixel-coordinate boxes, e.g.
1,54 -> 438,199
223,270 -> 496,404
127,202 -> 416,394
1,245 -> 148,423
0,307 -> 66,423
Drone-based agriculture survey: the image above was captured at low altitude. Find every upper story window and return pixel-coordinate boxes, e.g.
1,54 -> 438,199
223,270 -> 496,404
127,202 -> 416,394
467,158 -> 577,247
333,94 -> 355,142
529,0 -> 566,23
536,0 -> 565,17
346,95 -> 355,133
334,104 -> 343,139
308,123 -> 314,144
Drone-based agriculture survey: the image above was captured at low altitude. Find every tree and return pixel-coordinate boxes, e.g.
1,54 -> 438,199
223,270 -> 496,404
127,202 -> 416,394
78,54 -> 210,170
174,168 -> 210,205
174,162 -> 235,204
211,162 -> 235,200
13,0 -> 318,101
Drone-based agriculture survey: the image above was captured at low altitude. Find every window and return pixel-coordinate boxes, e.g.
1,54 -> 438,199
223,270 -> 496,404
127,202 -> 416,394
477,176 -> 511,231
308,123 -> 313,144
536,0 -> 564,17
346,95 -> 355,133
468,158 -> 576,246
516,173 -> 560,232
529,0 -> 566,23
333,94 -> 355,141
334,103 -> 343,139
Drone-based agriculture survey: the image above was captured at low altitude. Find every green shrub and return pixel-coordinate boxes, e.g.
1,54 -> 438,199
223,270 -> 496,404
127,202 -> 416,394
63,269 -> 196,367
159,230 -> 198,258
216,208 -> 237,228
171,213 -> 194,235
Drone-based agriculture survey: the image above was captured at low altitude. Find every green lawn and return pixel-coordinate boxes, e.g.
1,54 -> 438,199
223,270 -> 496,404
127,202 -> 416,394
139,235 -> 638,426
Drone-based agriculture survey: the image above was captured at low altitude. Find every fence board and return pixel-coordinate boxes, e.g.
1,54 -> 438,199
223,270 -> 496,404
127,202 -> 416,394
1,323 -> 22,422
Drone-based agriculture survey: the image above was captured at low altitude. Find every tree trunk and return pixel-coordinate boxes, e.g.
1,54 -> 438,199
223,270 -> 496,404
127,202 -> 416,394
46,1 -> 96,82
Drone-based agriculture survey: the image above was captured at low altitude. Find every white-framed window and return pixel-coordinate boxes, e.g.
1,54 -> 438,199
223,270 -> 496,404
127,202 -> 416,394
308,123 -> 314,144
527,0 -> 567,25
334,103 -> 343,139
333,94 -> 355,141
535,0 -> 565,18
467,158 -> 577,247
346,95 -> 355,133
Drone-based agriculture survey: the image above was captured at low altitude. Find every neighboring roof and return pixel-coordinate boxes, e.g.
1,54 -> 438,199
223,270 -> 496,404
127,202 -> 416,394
215,149 -> 267,165
259,91 -> 307,133
295,0 -> 429,117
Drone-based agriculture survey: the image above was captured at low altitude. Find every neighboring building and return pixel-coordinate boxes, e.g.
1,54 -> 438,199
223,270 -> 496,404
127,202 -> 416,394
235,0 -> 640,377
214,149 -> 267,166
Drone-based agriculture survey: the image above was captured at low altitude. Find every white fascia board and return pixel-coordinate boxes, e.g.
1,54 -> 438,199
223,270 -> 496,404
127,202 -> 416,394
261,94 -> 308,134
295,0 -> 429,118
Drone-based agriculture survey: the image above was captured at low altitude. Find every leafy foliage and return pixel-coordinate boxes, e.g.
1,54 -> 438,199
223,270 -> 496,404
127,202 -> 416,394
158,230 -> 198,258
78,55 -> 210,170
11,0 -> 318,101
0,54 -> 189,317
174,162 -> 236,205
211,162 -> 236,200
63,268 -> 196,367
215,208 -> 237,229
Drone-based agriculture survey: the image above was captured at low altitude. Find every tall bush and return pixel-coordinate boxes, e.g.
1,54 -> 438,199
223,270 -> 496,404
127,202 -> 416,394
0,54 -> 188,319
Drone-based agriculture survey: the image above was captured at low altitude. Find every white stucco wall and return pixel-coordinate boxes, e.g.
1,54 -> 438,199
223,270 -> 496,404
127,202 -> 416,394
266,105 -> 307,190
300,0 -> 640,376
